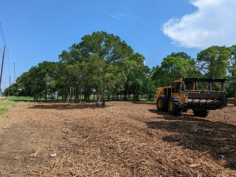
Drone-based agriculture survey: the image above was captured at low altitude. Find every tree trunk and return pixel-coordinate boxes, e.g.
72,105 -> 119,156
34,94 -> 38,101
68,87 -> 71,102
134,89 -> 139,101
234,83 -> 236,106
102,91 -> 105,106
78,91 -> 81,103
63,94 -> 67,103
74,87 -> 78,102
124,92 -> 127,101
96,92 -> 100,106
44,91 -> 47,101
93,93 -> 96,101
137,89 -> 139,101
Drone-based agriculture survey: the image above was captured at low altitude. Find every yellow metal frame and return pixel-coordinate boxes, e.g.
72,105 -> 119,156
205,83 -> 209,90
156,86 -> 171,100
193,82 -> 196,90
158,99 -> 162,108
171,78 -> 182,97
169,101 -> 173,111
156,78 -> 186,105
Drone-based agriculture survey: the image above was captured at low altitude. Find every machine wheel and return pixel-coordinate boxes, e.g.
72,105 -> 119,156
157,95 -> 168,111
168,96 -> 182,116
193,109 -> 209,118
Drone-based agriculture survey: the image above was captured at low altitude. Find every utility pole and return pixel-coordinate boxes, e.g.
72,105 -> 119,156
234,57 -> 236,106
0,45 -> 6,91
13,63 -> 16,83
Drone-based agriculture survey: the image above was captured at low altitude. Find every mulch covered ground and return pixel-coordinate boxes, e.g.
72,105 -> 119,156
0,101 -> 236,177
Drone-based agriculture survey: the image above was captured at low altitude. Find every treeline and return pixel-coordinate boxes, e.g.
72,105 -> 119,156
4,31 -> 236,105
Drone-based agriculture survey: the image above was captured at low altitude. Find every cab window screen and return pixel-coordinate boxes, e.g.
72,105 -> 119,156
185,81 -> 193,90
172,82 -> 181,93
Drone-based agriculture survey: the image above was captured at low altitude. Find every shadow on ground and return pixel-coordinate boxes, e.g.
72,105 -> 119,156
9,100 -> 33,102
147,109 -> 236,170
28,103 -> 113,110
131,101 -> 156,105
27,100 -> 156,110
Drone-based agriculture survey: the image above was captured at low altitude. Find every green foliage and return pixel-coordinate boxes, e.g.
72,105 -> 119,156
4,83 -> 19,96
58,31 -> 136,104
168,52 -> 192,60
4,33 -> 236,103
197,46 -> 230,78
152,52 -> 198,87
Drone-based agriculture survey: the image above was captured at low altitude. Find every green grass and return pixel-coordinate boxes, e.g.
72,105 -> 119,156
8,96 -> 34,102
0,99 -> 24,124
228,98 -> 235,104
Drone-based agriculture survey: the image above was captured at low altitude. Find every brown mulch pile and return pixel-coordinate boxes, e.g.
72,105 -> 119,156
0,101 -> 236,177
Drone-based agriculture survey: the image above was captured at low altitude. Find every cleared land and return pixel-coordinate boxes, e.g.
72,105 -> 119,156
0,101 -> 235,177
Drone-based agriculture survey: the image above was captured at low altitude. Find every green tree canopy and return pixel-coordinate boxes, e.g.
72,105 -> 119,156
153,52 -> 197,87
58,31 -> 138,105
197,46 -> 230,78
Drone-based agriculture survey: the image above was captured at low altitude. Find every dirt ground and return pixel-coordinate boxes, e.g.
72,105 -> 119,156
0,101 -> 236,177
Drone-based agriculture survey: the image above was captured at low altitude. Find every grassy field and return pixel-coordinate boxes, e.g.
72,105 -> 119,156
8,96 -> 34,102
228,98 -> 235,104
0,99 -> 23,125
0,100 -> 22,115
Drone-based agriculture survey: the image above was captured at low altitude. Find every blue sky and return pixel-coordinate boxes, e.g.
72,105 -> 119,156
0,0 -> 235,90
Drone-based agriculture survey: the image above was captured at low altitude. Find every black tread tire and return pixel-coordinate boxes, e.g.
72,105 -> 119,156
157,95 -> 168,111
193,109 -> 209,118
168,96 -> 182,116
182,108 -> 188,113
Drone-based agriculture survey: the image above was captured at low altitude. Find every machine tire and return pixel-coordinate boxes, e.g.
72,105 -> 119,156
193,109 -> 209,118
157,95 -> 168,111
168,96 -> 182,116
182,108 -> 188,113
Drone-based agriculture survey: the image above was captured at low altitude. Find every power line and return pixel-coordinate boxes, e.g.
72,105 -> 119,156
13,63 -> 16,82
0,22 -> 11,89
0,46 -> 5,90
0,23 -> 8,50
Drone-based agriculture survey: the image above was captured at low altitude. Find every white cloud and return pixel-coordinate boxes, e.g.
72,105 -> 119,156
162,0 -> 236,48
109,14 -> 126,20
109,13 -> 139,23
109,14 -> 120,20
116,13 -> 125,17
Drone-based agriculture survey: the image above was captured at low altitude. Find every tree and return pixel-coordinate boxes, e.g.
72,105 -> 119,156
4,83 -> 19,96
228,45 -> 236,105
122,53 -> 147,101
14,61 -> 59,100
196,46 -> 230,79
168,52 -> 192,60
152,52 -> 198,89
59,31 -> 135,106
141,67 -> 156,101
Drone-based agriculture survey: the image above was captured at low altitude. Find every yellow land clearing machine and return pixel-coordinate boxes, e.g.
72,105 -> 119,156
156,78 -> 228,117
